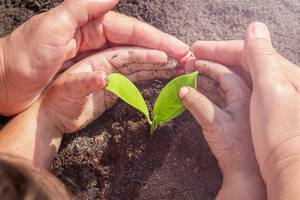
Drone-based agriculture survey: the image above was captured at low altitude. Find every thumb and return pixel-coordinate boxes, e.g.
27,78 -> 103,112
57,0 -> 118,28
243,22 -> 286,88
178,87 -> 223,130
62,71 -> 108,98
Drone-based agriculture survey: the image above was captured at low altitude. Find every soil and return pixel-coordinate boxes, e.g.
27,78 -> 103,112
0,0 -> 300,199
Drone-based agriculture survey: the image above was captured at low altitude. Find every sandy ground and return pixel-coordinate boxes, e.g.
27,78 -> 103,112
0,0 -> 299,199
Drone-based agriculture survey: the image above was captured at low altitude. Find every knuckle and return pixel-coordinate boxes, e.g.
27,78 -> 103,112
83,73 -> 93,89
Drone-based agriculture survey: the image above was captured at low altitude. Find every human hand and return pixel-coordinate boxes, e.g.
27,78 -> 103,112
190,22 -> 300,199
0,0 -> 188,116
179,60 -> 266,199
240,22 -> 300,199
39,47 -> 177,134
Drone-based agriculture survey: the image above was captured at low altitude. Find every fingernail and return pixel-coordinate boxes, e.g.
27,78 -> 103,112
251,22 -> 271,41
177,52 -> 194,68
178,87 -> 189,100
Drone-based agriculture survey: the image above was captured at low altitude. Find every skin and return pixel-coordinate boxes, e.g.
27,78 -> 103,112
180,59 -> 266,200
0,47 -> 177,168
0,0 -> 188,116
189,22 -> 300,199
0,46 -> 266,199
2,3 -> 296,196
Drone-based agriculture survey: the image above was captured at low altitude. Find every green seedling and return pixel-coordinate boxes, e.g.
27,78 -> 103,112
106,71 -> 199,134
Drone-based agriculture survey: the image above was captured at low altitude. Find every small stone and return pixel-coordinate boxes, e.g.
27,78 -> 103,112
194,167 -> 199,175
95,135 -> 104,142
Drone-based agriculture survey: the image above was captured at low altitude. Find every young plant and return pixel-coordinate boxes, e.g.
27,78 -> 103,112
106,71 -> 199,134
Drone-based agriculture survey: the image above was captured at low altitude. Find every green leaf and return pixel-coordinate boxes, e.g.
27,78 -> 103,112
153,71 -> 199,125
106,73 -> 150,123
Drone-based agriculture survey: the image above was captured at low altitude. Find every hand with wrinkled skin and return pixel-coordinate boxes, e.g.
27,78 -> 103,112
0,0 -> 188,116
191,22 -> 300,199
0,47 -> 177,168
179,59 -> 266,199
44,47 -> 177,134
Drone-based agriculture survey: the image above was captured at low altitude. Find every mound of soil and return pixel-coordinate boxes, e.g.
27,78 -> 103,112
0,0 -> 300,199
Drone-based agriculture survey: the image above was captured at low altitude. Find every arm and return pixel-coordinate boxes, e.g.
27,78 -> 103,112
0,97 -> 65,168
180,59 -> 266,199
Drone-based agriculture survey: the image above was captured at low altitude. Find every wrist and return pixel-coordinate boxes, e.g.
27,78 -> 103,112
259,138 -> 300,183
263,154 -> 300,199
218,168 -> 266,200
38,96 -> 65,136
0,98 -> 64,168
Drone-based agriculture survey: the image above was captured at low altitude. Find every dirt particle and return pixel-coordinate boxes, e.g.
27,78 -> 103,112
193,167 -> 199,175
111,54 -> 118,59
95,135 -> 104,142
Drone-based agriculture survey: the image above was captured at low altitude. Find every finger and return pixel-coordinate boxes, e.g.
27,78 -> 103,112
192,40 -> 245,68
184,58 -> 249,89
76,17 -> 107,52
105,47 -> 169,69
87,47 -> 178,74
58,0 -> 117,29
177,52 -> 195,69
243,22 -> 288,88
117,59 -> 177,75
38,0 -> 117,59
194,60 -> 250,94
178,87 -> 225,130
104,89 -> 119,109
196,87 -> 226,109
125,69 -> 176,83
191,41 -> 253,88
191,39 -> 298,88
193,60 -> 251,106
196,74 -> 224,95
184,59 -> 227,107
103,11 -> 189,59
60,71 -> 108,97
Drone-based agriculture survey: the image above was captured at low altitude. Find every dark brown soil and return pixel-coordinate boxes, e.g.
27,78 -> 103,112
0,0 -> 300,199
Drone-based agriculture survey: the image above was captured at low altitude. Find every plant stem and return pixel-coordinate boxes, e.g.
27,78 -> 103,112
150,119 -> 157,135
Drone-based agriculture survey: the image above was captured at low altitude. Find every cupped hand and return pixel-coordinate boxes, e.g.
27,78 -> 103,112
179,59 -> 266,199
240,23 -> 300,199
39,47 -> 177,134
0,0 -> 188,116
181,59 -> 255,174
190,22 -> 300,199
